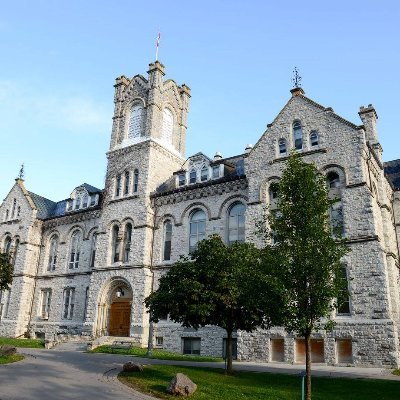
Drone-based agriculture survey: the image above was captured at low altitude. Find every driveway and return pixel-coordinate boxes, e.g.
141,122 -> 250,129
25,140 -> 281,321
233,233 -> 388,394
1,341 -> 399,400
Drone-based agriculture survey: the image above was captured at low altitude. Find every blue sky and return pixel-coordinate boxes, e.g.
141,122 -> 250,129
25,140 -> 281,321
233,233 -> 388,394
0,0 -> 399,201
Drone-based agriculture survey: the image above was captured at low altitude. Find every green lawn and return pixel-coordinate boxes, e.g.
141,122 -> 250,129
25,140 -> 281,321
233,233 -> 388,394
91,345 -> 222,362
0,337 -> 45,348
119,365 -> 400,400
0,354 -> 24,365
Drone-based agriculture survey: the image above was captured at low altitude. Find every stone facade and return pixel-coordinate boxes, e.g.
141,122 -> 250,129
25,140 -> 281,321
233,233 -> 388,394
1,62 -> 400,367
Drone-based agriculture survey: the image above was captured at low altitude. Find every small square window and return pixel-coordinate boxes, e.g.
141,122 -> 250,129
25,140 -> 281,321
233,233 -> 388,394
179,174 -> 186,186
156,337 -> 164,347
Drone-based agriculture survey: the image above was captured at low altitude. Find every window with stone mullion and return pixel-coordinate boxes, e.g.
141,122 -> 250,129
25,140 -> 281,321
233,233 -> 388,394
62,288 -> 75,320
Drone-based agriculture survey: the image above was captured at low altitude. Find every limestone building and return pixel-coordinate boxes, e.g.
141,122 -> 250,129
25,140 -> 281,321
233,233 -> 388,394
1,61 -> 400,367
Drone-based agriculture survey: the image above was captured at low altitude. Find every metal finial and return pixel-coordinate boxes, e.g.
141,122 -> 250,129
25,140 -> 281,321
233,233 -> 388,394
292,67 -> 302,88
18,163 -> 25,180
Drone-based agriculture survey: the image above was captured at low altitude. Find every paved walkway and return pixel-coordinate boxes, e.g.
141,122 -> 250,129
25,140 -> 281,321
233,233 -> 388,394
1,341 -> 399,400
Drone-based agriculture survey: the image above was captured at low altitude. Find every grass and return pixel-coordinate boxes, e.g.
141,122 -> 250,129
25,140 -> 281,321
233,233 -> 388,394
0,337 -> 45,348
91,345 -> 223,362
119,365 -> 400,400
392,369 -> 400,376
0,354 -> 24,365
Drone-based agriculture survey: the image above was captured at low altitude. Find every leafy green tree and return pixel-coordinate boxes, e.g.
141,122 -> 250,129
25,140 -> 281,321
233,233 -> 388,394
0,252 -> 13,290
145,235 -> 282,374
264,153 -> 349,400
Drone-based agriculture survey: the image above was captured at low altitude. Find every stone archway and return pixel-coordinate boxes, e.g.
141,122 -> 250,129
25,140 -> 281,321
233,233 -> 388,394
95,279 -> 133,337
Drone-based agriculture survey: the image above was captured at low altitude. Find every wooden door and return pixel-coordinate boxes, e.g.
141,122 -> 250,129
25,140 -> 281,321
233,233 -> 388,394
109,302 -> 131,337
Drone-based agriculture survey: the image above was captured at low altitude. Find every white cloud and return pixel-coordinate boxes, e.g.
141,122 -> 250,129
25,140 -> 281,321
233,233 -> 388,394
0,80 -> 111,134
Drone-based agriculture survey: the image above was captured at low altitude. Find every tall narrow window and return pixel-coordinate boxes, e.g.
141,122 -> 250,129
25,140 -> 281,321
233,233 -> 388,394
163,221 -> 172,261
228,203 -> 246,244
178,174 -> 186,186
11,199 -> 16,219
310,131 -> 319,147
115,174 -> 122,197
162,108 -> 173,144
330,201 -> 344,236
82,194 -> 88,208
17,206 -> 21,217
12,239 -> 19,266
269,182 -> 279,206
189,210 -> 206,252
40,289 -> 51,319
89,233 -> 97,268
124,171 -> 130,196
337,267 -> 350,315
112,226 -> 120,263
278,139 -> 287,154
5,209 -> 9,221
4,237 -> 12,256
69,231 -> 81,269
212,166 -> 219,179
123,223 -> 132,263
200,166 -> 208,182
75,196 -> 81,210
62,288 -> 75,319
189,170 -> 197,184
133,169 -> 139,193
293,121 -> 303,150
128,104 -> 144,139
83,287 -> 89,321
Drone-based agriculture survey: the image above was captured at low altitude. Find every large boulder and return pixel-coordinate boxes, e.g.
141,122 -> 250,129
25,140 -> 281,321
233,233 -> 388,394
122,362 -> 144,372
0,345 -> 17,356
167,373 -> 197,397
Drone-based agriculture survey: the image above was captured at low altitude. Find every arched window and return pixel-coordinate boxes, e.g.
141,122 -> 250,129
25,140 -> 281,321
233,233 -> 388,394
128,104 -> 144,139
124,171 -> 130,196
11,199 -> 16,219
189,210 -> 206,252
163,221 -> 172,261
69,231 -> 81,269
293,121 -> 303,150
90,233 -> 97,268
162,108 -> 173,144
3,237 -> 12,255
337,266 -> 350,314
47,235 -> 58,271
189,169 -> 197,184
310,131 -> 319,147
269,182 -> 279,208
112,226 -> 120,263
326,171 -> 341,189
200,166 -> 208,182
330,201 -> 344,237
133,169 -> 139,193
278,139 -> 287,155
12,239 -> 19,266
123,223 -> 132,263
228,203 -> 246,244
115,174 -> 122,197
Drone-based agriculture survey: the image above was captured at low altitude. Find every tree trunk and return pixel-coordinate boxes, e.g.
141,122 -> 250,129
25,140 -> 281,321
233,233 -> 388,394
226,329 -> 233,375
305,333 -> 312,400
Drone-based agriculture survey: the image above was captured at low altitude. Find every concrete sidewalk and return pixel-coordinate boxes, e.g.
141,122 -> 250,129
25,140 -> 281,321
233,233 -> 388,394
0,342 -> 399,400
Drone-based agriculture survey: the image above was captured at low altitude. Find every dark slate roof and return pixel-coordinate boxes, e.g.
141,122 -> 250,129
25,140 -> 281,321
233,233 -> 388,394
28,192 -> 57,219
384,159 -> 400,189
80,183 -> 101,194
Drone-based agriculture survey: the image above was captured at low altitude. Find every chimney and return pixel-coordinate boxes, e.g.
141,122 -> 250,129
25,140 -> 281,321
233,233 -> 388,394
245,144 -> 253,153
213,152 -> 222,161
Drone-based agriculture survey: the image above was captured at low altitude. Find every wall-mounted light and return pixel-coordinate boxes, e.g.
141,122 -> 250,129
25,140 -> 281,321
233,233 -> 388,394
116,287 -> 124,298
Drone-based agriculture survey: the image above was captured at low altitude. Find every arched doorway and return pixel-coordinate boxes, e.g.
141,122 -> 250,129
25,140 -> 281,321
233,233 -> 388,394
96,279 -> 132,337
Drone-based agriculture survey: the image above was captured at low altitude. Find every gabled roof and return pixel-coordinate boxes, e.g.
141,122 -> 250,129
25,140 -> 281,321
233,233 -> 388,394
28,192 -> 57,219
384,159 -> 400,190
80,183 -> 102,195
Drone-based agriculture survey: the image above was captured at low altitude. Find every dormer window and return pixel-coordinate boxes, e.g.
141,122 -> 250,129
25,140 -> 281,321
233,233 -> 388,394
75,197 -> 81,210
212,166 -> 219,179
179,174 -> 186,187
90,196 -> 96,207
189,170 -> 197,184
82,194 -> 88,208
293,121 -> 303,150
200,166 -> 208,182
279,139 -> 287,154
